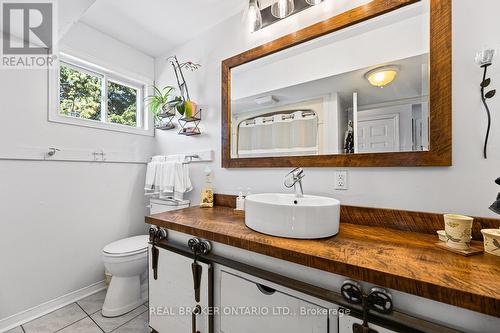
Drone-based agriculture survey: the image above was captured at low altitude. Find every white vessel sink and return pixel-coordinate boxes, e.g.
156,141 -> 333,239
245,193 -> 340,239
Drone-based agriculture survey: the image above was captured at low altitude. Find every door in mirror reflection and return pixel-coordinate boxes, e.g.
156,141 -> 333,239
230,0 -> 430,159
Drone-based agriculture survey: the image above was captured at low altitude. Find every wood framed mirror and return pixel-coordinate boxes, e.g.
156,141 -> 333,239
221,0 -> 451,168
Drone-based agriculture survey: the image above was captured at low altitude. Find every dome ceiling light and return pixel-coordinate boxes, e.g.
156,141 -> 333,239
364,65 -> 400,88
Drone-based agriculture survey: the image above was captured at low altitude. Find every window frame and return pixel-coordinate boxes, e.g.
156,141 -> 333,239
49,52 -> 154,136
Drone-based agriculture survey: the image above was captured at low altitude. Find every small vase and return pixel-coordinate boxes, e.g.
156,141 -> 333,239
444,214 -> 473,250
481,229 -> 500,256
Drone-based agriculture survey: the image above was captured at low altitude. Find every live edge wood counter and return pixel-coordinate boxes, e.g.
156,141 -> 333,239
146,206 -> 500,317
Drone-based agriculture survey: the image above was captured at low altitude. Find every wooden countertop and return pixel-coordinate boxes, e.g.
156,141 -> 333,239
146,205 -> 500,317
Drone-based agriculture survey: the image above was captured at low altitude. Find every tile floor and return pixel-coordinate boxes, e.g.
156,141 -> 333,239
7,290 -> 150,333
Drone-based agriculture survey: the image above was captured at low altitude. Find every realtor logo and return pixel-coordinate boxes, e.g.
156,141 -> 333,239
1,0 -> 57,68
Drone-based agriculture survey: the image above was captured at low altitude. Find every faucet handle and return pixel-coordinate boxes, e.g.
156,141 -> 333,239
284,167 -> 305,188
294,167 -> 305,180
286,167 -> 304,178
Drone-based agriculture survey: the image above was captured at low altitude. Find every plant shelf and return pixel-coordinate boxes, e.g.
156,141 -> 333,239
178,108 -> 202,136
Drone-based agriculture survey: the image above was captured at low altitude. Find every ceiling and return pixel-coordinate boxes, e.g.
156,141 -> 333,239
58,0 -> 96,39
232,54 -> 429,114
78,0 -> 247,57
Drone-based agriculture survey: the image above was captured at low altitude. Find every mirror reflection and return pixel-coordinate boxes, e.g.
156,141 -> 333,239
231,1 -> 429,158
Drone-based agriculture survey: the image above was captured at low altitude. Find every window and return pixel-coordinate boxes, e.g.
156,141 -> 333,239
51,54 -> 152,135
59,63 -> 103,121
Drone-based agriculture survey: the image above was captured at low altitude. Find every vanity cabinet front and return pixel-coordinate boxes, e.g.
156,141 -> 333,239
216,266 -> 338,333
148,245 -> 212,333
339,315 -> 397,333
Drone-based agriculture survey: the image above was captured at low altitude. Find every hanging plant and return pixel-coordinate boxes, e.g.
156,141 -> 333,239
144,85 -> 175,122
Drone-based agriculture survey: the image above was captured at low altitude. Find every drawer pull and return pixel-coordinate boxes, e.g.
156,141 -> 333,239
256,283 -> 276,295
192,305 -> 201,333
188,238 -> 212,303
149,227 -> 167,280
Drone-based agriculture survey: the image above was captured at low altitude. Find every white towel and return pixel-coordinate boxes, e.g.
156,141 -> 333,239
165,154 -> 186,162
160,161 -> 176,193
144,161 -> 157,192
173,162 -> 192,194
145,157 -> 193,199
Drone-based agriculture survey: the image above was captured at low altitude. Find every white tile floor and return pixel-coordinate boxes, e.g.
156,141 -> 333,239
8,290 -> 150,333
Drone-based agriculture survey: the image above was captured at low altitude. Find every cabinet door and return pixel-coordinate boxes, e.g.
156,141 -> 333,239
339,315 -> 398,333
148,245 -> 212,333
220,271 -> 328,333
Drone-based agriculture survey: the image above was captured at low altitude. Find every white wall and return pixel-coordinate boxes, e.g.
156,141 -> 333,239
155,0 -> 500,219
61,22 -> 155,81
0,23 -> 156,322
232,8 -> 428,100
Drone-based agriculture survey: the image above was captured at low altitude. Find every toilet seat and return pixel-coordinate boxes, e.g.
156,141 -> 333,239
103,235 -> 149,257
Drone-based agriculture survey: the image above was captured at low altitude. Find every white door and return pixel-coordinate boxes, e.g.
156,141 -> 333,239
149,246 -> 211,333
339,315 -> 398,333
352,92 -> 359,153
357,114 -> 399,153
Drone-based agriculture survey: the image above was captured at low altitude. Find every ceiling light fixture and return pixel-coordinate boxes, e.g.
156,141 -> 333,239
364,65 -> 399,88
305,0 -> 324,5
271,0 -> 295,19
255,95 -> 279,105
248,0 -> 263,33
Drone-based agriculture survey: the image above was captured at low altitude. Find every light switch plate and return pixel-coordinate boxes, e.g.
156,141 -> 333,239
334,170 -> 348,190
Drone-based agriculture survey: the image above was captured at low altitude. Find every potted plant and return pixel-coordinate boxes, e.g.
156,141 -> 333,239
167,56 -> 201,119
145,85 -> 175,124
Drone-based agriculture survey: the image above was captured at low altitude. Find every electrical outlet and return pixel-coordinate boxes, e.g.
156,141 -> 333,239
334,170 -> 348,190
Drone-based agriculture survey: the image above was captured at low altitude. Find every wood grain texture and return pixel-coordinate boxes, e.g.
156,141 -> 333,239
214,193 -> 236,208
340,205 -> 500,241
221,0 -> 452,168
214,194 -> 500,241
146,206 -> 500,317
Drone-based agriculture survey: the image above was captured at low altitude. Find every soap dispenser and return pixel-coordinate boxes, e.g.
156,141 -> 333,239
200,166 -> 214,208
236,191 -> 245,211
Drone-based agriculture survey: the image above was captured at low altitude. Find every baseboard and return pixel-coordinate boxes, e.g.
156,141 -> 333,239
0,280 -> 106,333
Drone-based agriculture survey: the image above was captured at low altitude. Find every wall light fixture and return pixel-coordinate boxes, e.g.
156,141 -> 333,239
475,48 -> 496,159
247,0 -> 324,33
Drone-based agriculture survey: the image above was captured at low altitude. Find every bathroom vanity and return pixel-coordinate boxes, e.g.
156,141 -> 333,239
145,197 -> 500,333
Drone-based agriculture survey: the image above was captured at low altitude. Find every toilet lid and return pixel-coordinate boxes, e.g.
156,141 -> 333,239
103,235 -> 149,255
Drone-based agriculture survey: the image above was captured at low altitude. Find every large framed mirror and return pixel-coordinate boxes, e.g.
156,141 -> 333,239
222,0 -> 451,168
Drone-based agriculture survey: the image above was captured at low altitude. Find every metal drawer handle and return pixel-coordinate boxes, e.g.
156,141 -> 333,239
256,283 -> 276,295
192,305 -> 201,333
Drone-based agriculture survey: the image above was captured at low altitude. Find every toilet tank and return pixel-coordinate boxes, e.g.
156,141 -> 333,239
149,198 -> 190,215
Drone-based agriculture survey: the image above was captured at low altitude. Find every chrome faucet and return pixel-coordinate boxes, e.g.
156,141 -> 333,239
284,167 -> 305,198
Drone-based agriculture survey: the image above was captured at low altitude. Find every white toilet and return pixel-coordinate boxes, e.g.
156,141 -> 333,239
102,235 -> 149,317
101,199 -> 189,317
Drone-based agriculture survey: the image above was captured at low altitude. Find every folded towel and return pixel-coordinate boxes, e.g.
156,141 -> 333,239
160,161 -> 176,193
144,161 -> 157,192
146,157 -> 193,198
165,154 -> 186,162
145,156 -> 168,194
173,162 -> 193,194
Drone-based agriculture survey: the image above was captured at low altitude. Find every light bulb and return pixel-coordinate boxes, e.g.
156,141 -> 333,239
248,0 -> 262,33
475,48 -> 496,67
271,0 -> 295,19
